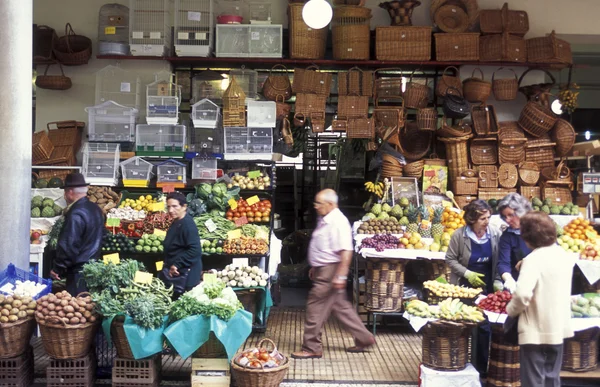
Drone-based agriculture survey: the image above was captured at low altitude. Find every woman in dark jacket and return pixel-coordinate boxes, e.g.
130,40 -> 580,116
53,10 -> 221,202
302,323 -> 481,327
159,192 -> 202,298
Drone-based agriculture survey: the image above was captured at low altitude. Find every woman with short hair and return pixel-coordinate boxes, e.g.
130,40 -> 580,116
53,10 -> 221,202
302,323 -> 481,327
496,193 -> 533,292
506,211 -> 574,387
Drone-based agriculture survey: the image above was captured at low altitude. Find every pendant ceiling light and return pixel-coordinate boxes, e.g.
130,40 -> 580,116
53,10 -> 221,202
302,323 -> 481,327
302,0 -> 333,30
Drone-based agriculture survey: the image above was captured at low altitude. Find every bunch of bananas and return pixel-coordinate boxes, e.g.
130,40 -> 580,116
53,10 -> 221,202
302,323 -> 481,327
364,181 -> 385,198
439,298 -> 485,323
558,84 -> 580,114
406,299 -> 439,318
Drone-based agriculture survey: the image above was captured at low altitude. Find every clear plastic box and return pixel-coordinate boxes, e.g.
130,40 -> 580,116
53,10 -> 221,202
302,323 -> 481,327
146,78 -> 181,125
136,124 -> 186,152
216,0 -> 245,17
216,25 -> 282,58
192,98 -> 220,128
85,101 -> 138,142
249,2 -> 271,23
224,127 -> 273,159
188,127 -> 221,153
192,76 -> 224,104
82,143 -> 121,186
120,156 -> 153,187
247,101 -> 276,128
192,157 -> 218,180
157,159 -> 187,185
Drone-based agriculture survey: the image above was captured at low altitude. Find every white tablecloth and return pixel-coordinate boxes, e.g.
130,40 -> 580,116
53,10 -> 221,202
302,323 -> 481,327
576,260 -> 600,285
571,318 -> 600,332
420,363 -> 480,387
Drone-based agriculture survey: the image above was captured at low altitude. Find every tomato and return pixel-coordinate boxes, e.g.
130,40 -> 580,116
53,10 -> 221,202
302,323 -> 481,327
233,211 -> 240,218
226,216 -> 233,221
226,210 -> 233,217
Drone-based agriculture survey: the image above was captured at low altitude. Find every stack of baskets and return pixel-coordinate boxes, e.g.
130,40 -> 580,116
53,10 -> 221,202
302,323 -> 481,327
561,327 -> 600,372
364,259 -> 406,312
431,0 -> 480,61
479,3 -> 528,63
293,65 -> 332,133
487,325 -> 521,387
33,121 -> 84,181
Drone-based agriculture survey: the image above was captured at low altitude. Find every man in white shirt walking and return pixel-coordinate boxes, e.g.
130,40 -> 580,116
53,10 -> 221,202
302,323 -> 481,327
292,189 -> 375,359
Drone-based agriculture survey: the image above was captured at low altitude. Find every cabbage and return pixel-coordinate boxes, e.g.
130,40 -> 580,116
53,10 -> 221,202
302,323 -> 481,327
212,183 -> 228,198
196,183 -> 213,200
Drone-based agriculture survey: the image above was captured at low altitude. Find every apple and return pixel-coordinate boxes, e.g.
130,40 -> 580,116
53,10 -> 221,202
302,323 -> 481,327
398,243 -> 406,249
30,231 -> 41,241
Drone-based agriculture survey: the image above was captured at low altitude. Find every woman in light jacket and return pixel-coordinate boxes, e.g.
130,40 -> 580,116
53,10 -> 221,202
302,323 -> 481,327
445,199 -> 502,375
506,211 -> 574,387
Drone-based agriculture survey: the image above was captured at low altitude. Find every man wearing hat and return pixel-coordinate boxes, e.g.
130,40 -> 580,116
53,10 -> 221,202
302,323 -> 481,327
49,173 -> 104,296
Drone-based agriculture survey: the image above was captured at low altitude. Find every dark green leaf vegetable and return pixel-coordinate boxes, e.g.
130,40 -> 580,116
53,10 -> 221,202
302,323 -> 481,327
82,259 -> 145,296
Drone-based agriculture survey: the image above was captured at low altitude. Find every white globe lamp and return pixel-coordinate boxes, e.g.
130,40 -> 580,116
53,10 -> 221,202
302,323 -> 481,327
302,0 -> 333,30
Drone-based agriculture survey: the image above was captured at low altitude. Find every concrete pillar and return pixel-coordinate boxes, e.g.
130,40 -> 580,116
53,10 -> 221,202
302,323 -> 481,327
0,0 -> 33,270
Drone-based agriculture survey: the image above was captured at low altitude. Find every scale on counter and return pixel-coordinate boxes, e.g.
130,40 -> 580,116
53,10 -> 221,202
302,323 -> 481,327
581,172 -> 600,219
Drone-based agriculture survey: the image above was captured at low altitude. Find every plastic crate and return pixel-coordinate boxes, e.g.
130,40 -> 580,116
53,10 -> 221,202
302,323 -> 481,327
47,352 -> 96,387
247,101 -> 276,128
113,355 -> 161,385
223,127 -> 273,160
0,346 -> 34,387
216,25 -> 282,58
192,157 -> 218,180
0,263 -> 51,300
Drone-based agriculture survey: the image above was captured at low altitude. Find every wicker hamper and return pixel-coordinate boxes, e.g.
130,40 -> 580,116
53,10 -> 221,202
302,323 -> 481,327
480,3 -> 529,36
338,67 -> 373,96
472,104 -> 499,136
480,32 -> 527,63
374,68 -> 404,99
455,195 -> 477,210
435,33 -> 480,61
518,101 -> 557,138
551,118 -> 576,157
527,30 -> 573,66
32,131 -> 54,164
375,26 -> 432,61
337,96 -> 369,119
525,137 -> 556,170
478,188 -> 516,201
365,258 -> 405,312
470,137 -> 498,165
293,66 -> 332,96
347,117 -> 374,139
519,186 -> 541,200
38,317 -> 99,360
561,327 -> 600,372
332,6 -> 372,60
453,177 -> 479,195
518,161 -> 540,186
487,325 -> 521,387
422,321 -> 472,371
498,163 -> 518,188
478,165 -> 498,189
288,3 -> 328,59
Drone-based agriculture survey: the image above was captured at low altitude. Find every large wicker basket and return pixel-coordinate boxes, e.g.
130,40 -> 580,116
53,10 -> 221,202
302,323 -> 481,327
404,70 -> 431,109
518,101 -> 557,138
492,68 -> 519,101
480,32 -> 527,63
417,108 -> 437,132
487,325 -> 521,387
397,123 -> 432,161
262,64 -> 292,102
288,3 -> 328,59
480,3 -> 529,36
0,318 -> 36,359
478,188 -> 517,201
32,131 -> 54,164
293,66 -> 332,96
525,136 -> 556,170
38,316 -> 99,359
338,96 -> 369,119
422,320 -> 472,371
498,138 -> 527,165
561,327 -> 600,372
470,137 -> 498,165
435,33 -> 480,61
551,118 -> 576,157
472,104 -> 499,136
332,6 -> 372,60
53,23 -> 92,66
338,67 -> 373,96
463,68 -> 492,103
520,186 -> 541,200
375,26 -> 432,61
527,30 -> 572,66
518,161 -> 540,186
436,66 -> 462,97
110,316 -> 135,359
498,163 -> 518,189
439,134 -> 472,184
478,165 -> 498,189
453,177 -> 478,195
232,351 -> 289,387
365,258 -> 405,312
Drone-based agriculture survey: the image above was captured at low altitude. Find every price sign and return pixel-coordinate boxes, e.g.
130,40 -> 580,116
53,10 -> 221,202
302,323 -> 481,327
162,184 -> 175,193
134,271 -> 153,284
227,229 -> 242,240
203,273 -> 218,284
105,26 -> 116,35
232,258 -> 248,267
153,229 -> 167,237
228,199 -> 238,210
246,195 -> 260,206
103,253 -> 120,265
247,170 -> 261,179
106,218 -> 121,227
156,261 -> 164,271
234,216 -> 248,227
205,219 -> 217,232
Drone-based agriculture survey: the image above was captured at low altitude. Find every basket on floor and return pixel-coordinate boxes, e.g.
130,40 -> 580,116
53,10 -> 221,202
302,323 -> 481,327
561,327 -> 600,372
478,165 -> 498,189
398,123 -> 432,161
498,164 -> 518,188
194,332 -> 227,358
472,104 -> 499,136
439,134 -> 472,183
332,6 -> 372,60
231,343 -> 289,387
365,258 -> 406,312
0,318 -> 36,359
417,108 -> 437,131
53,23 -> 92,65
404,160 -> 424,178
110,316 -> 135,359
463,68 -> 492,103
551,118 -> 576,157
38,316 -> 99,359
487,325 -> 521,387
518,161 -> 540,186
492,68 -> 519,101
470,137 -> 498,165
288,3 -> 328,59
422,320 -> 472,371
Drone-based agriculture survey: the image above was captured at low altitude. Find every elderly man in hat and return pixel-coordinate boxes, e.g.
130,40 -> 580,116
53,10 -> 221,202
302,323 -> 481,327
49,173 -> 104,296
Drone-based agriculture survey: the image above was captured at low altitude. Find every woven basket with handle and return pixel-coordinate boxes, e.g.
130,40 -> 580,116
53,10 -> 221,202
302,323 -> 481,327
398,123 -> 432,161
417,108 -> 437,131
492,68 -> 519,101
561,327 -> 599,372
480,2 -> 529,36
403,69 -> 430,109
436,66 -> 462,97
36,62 -> 72,90
470,137 -> 498,165
463,68 -> 492,103
232,338 -> 289,387
471,104 -> 499,136
518,100 -> 557,138
338,67 -> 373,96
0,318 -> 36,359
262,64 -> 292,102
551,118 -> 576,157
38,315 -> 99,359
518,68 -> 556,108
53,23 -> 92,65
498,163 -> 518,188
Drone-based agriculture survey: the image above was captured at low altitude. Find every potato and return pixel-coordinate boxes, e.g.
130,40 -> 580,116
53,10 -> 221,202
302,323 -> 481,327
74,312 -> 82,319
62,317 -> 70,324
79,317 -> 87,324
41,301 -> 48,308
47,303 -> 55,311
42,308 -> 49,315
28,301 -> 37,310
21,296 -> 32,304
60,299 -> 68,307
19,305 -> 28,311
48,311 -> 57,317
0,316 -> 8,323
77,300 -> 86,308
83,311 -> 92,319
26,310 -> 34,316
70,317 -> 80,324
1,309 -> 9,317
89,315 -> 97,323
12,300 -> 22,308
8,315 -> 17,322
66,313 -> 74,319
10,308 -> 19,315
58,311 -> 65,318
40,295 -> 48,302
85,304 -> 94,311
47,296 -> 56,304
5,296 -> 13,304
35,311 -> 44,320
55,306 -> 62,312
17,311 -> 27,319
64,306 -> 74,313
56,292 -> 63,299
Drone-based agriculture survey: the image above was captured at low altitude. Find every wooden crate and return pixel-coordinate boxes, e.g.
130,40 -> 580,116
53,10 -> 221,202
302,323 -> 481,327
191,358 -> 230,387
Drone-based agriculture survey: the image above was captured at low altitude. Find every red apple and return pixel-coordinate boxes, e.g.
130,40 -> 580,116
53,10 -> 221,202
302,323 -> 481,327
30,231 -> 41,241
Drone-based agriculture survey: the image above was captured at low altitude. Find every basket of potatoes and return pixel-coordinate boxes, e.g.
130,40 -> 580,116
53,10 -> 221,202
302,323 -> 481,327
35,291 -> 99,359
0,294 -> 37,358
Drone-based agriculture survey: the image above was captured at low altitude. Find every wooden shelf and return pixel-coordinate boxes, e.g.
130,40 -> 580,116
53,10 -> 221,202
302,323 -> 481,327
96,55 -> 568,71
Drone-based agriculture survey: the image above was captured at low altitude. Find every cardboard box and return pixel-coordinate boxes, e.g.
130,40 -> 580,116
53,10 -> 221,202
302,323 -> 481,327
570,140 -> 600,156
191,358 -> 230,387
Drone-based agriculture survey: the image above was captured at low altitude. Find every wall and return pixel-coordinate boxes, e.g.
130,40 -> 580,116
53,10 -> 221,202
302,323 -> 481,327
33,0 -> 600,133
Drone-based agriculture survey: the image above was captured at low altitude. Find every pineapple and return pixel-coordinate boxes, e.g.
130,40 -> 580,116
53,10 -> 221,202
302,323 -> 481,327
406,204 -> 419,234
418,205 -> 432,238
431,207 -> 445,241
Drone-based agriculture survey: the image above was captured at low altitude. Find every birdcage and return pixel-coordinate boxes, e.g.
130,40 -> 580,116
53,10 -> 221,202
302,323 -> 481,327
192,157 -> 218,180
249,1 -> 271,24
224,127 -> 273,160
98,3 -> 130,55
136,124 -> 186,155
129,0 -> 171,56
85,100 -> 138,142
95,65 -> 141,110
120,156 -> 154,187
146,74 -> 182,125
192,98 -> 220,128
188,127 -> 222,153
157,159 -> 187,188
247,101 -> 276,128
222,76 -> 246,127
174,0 -> 213,57
191,71 -> 225,104
82,143 -> 121,186
229,68 -> 258,101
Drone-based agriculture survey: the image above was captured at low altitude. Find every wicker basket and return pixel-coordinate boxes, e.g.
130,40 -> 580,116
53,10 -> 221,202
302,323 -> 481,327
404,70 -> 431,109
338,67 -> 373,96
398,123 -> 432,161
332,6 -> 372,60
53,23 -> 92,66
193,332 -> 227,358
381,153 -> 404,179
478,165 -> 498,189
498,138 -> 526,165
37,168 -> 78,181
232,344 -> 289,387
525,137 -> 556,170
518,68 -> 556,108
0,318 -> 36,359
222,76 -> 246,127
518,101 -> 557,138
436,66 -> 462,97
518,161 -> 540,186
374,105 -> 405,130
422,321 -> 471,371
295,93 -> 327,117
404,160 -> 425,178
338,95 -> 369,119
374,68 -> 404,99
439,134 -> 472,184
541,160 -> 571,184
527,30 -> 573,66
380,0 -> 422,26
293,65 -> 332,96
520,186 -> 541,200
434,3 -> 469,33
35,145 -> 76,166
542,186 -> 572,206
478,188 -> 516,201
435,33 -> 480,61
110,317 -> 135,359
480,33 -> 527,63
275,96 -> 291,120
437,120 -> 472,138
430,0 -> 480,30
463,68 -> 492,103
471,104 -> 499,136
32,131 -> 54,164
365,258 -> 405,312
375,26 -> 432,61
38,316 -> 99,360
34,25 -> 58,64
562,328 -> 600,372
417,108 -> 437,131
453,177 -> 479,195
424,154 -> 447,167
455,195 -> 477,210
480,3 -> 529,36
498,121 -> 525,140
551,119 -> 576,157
35,63 -> 72,90
288,3 -> 328,59
346,118 -> 374,139
492,68 -> 519,101
262,64 -> 292,102
470,137 -> 498,165
487,325 -> 521,387
498,164 -> 518,188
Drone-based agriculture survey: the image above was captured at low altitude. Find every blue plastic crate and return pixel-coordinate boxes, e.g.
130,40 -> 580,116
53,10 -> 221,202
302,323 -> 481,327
0,263 -> 52,300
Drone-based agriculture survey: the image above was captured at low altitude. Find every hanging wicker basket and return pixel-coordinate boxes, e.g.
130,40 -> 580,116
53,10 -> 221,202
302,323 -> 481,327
397,122 -> 432,161
262,64 -> 292,102
492,67 -> 519,101
338,67 -> 373,96
417,108 -> 437,131
404,69 -> 431,109
53,23 -> 92,66
436,66 -> 462,97
463,68 -> 492,103
35,63 -> 72,90
518,68 -> 556,108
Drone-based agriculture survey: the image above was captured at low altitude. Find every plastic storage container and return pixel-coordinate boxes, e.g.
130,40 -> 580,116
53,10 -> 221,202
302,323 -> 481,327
120,156 -> 153,187
157,159 -> 187,188
82,143 -> 121,186
216,0 -> 246,18
247,101 -> 276,128
192,98 -> 220,128
249,1 -> 271,24
174,0 -> 214,57
223,127 -> 273,160
136,124 -> 186,154
146,77 -> 182,125
191,157 -> 218,180
96,65 -> 141,110
216,25 -> 282,58
98,3 -> 130,55
129,0 -> 171,56
85,101 -> 138,142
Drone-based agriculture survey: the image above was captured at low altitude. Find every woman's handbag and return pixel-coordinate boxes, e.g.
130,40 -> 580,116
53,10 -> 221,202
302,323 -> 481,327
442,88 -> 471,119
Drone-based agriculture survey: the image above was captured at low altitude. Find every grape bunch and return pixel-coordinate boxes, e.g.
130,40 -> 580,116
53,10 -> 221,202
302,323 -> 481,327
360,234 -> 400,252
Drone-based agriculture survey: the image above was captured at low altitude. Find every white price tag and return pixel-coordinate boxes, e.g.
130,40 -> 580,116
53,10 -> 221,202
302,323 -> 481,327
188,11 -> 201,21
195,32 -> 207,40
120,82 -> 131,93
150,32 -> 162,40
178,32 -> 189,40
232,258 -> 249,268
205,219 -> 217,232
132,31 -> 144,39
251,31 -> 260,40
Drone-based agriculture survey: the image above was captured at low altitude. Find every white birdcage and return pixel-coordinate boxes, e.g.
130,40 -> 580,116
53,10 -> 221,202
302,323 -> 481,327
188,127 -> 221,153
120,156 -> 154,187
247,101 -> 276,128
249,1 -> 271,24
157,159 -> 187,187
136,124 -> 186,153
215,25 -> 282,58
95,65 -> 141,110
85,101 -> 138,142
192,157 -> 218,180
146,74 -> 182,125
192,98 -> 220,128
98,3 -> 130,55
82,143 -> 121,186
223,127 -> 273,160
229,68 -> 258,101
174,0 -> 213,57
129,0 -> 171,56
191,71 -> 225,104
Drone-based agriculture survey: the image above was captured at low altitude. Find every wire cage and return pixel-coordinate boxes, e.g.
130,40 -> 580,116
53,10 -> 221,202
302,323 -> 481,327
82,143 -> 121,186
191,98 -> 221,129
129,0 -> 171,56
96,65 -> 141,111
98,3 -> 130,55
157,159 -> 187,188
146,73 -> 182,125
85,100 -> 138,142
136,124 -> 187,153
174,0 -> 213,57
120,156 -> 154,187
